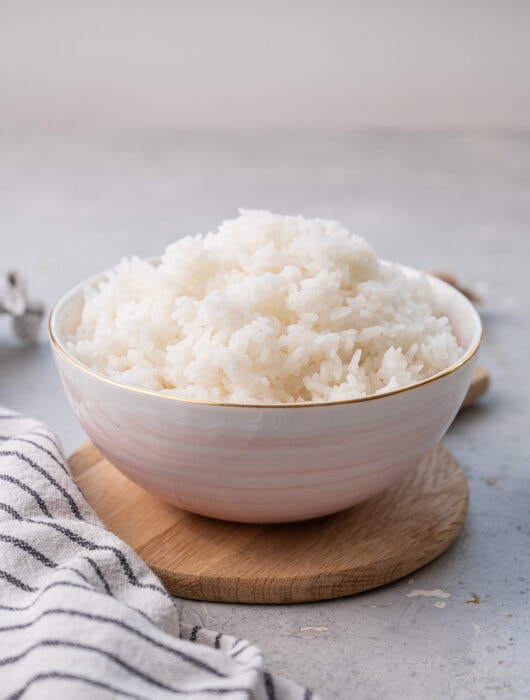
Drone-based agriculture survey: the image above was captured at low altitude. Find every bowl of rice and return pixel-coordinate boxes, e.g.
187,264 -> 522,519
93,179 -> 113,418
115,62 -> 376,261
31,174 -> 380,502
49,210 -> 482,523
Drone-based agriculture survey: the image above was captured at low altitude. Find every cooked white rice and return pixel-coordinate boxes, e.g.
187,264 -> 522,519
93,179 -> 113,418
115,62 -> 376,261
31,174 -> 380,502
68,210 -> 463,404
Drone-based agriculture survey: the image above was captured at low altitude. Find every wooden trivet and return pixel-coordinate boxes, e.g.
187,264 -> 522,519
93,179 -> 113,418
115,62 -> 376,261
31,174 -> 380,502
69,442 -> 469,604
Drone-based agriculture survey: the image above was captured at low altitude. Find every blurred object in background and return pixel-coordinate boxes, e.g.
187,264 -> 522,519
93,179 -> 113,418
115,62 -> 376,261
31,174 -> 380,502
0,270 -> 45,344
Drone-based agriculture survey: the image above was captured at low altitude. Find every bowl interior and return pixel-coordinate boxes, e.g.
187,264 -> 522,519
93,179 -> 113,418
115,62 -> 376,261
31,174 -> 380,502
52,286 -> 84,343
426,273 -> 482,353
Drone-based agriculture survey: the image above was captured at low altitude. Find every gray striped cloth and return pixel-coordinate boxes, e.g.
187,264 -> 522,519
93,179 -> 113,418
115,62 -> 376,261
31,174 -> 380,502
0,408 -> 319,699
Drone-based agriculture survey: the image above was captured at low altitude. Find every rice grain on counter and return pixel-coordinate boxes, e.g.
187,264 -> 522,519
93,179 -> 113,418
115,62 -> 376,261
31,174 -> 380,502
68,210 -> 463,403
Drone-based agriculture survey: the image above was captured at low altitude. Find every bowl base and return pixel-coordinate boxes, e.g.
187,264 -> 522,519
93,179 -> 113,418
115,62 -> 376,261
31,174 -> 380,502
69,442 -> 468,604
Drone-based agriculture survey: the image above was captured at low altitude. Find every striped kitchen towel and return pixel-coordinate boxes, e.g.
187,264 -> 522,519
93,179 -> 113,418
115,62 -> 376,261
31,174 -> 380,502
0,409 -> 319,700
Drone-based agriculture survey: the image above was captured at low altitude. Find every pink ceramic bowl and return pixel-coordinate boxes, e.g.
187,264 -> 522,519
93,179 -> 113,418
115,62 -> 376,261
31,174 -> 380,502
49,266 -> 482,523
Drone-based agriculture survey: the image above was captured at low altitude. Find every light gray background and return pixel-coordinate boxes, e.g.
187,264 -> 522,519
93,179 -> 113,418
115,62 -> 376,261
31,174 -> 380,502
1,0 -> 530,131
1,132 -> 528,699
1,1 -> 529,696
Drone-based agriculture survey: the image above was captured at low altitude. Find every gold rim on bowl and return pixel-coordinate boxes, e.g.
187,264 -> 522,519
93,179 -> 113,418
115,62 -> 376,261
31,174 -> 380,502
48,265 -> 483,410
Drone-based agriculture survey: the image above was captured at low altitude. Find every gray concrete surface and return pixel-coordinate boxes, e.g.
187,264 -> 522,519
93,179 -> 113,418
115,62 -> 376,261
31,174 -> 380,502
1,132 -> 528,699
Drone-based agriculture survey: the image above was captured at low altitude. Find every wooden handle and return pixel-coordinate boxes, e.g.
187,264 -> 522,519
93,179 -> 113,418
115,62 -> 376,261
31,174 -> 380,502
461,366 -> 490,410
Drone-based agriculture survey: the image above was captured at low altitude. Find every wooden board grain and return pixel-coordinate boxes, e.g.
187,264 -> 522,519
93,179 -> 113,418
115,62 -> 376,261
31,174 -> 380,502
69,443 -> 469,604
